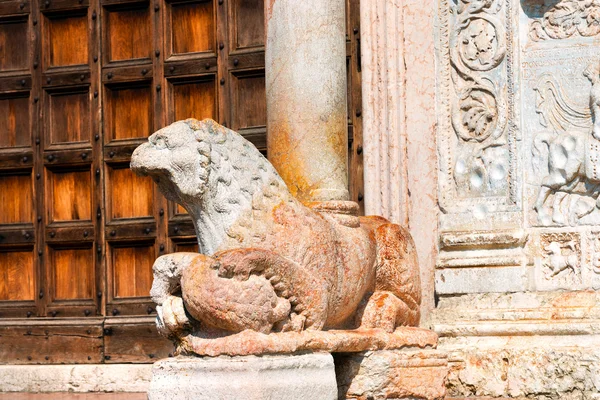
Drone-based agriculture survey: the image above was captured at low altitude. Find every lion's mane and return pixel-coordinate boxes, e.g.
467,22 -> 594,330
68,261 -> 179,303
184,119 -> 296,249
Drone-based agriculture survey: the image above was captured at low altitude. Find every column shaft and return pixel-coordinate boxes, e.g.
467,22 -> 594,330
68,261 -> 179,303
265,0 -> 349,203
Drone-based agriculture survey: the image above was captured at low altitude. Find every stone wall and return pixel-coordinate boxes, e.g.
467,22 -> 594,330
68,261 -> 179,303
428,0 -> 600,397
363,0 -> 600,397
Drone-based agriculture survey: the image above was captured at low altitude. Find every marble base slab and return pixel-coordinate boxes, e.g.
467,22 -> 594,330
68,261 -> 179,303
147,353 -> 337,400
178,327 -> 438,357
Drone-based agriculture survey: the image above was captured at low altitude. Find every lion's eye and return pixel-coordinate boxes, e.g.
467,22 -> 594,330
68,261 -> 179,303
154,137 -> 166,149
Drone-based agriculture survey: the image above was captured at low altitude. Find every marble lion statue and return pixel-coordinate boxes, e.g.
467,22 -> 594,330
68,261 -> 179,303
131,119 -> 421,342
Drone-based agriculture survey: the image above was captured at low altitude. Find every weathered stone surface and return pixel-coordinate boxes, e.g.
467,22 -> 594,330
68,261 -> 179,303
147,353 -> 337,400
352,0 -> 600,398
335,349 -> 447,400
435,266 -> 531,295
0,364 -> 152,393
431,291 -> 600,398
441,335 -> 600,400
130,119 -> 423,356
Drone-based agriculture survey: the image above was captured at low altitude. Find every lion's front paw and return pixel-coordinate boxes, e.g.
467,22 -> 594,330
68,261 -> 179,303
156,295 -> 191,338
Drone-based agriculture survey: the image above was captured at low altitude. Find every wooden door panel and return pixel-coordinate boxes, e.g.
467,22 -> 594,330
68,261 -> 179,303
49,169 -> 92,222
106,5 -> 152,63
170,78 -> 216,122
0,0 -> 362,363
103,322 -> 173,363
175,204 -> 187,215
0,93 -> 30,148
230,0 -> 263,51
0,173 -> 33,224
0,250 -> 35,301
47,88 -> 90,146
168,1 -> 214,56
105,84 -> 153,141
0,324 -> 103,364
231,72 -> 265,130
44,13 -> 89,68
111,244 -> 154,298
0,18 -> 29,72
51,246 -> 94,300
173,242 -> 197,253
108,165 -> 154,220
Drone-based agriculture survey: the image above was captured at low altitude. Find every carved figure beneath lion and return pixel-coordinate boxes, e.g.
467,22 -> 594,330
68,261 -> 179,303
130,119 -> 434,357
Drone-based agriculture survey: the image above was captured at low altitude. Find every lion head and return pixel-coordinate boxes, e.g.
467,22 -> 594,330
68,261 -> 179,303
131,119 -> 292,254
131,119 -> 211,205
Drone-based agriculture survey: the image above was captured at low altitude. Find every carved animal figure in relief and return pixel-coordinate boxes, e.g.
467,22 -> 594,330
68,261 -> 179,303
533,65 -> 600,225
543,240 -> 578,277
130,119 -> 421,338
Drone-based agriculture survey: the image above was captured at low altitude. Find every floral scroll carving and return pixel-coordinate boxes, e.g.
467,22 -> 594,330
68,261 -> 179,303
529,0 -> 600,41
449,0 -> 510,197
452,86 -> 502,142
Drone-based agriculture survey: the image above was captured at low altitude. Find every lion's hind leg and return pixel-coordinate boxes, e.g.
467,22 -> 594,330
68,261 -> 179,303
357,223 -> 421,331
357,291 -> 416,332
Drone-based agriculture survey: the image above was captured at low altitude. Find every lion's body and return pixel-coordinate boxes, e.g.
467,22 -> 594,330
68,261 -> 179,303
131,119 -> 421,335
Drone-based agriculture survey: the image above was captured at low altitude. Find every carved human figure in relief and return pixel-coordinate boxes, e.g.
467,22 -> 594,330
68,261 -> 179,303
130,119 -> 421,351
589,63 -> 600,141
532,63 -> 600,225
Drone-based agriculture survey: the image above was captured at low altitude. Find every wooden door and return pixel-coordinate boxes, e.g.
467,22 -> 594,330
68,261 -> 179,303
0,0 -> 363,364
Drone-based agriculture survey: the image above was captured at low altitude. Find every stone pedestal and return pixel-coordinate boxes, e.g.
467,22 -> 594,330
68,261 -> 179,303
147,353 -> 337,400
335,350 -> 448,400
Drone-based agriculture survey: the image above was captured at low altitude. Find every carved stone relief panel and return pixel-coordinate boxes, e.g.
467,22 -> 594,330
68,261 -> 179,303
528,0 -> 600,41
520,0 -> 600,291
434,2 -> 600,396
437,0 -> 520,231
522,50 -> 600,228
436,0 -> 600,294
534,231 -> 583,290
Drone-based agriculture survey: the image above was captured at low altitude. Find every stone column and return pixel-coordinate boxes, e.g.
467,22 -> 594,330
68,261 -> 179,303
265,0 -> 348,203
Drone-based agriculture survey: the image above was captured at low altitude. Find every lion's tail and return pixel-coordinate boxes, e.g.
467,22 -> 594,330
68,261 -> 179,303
373,223 -> 421,327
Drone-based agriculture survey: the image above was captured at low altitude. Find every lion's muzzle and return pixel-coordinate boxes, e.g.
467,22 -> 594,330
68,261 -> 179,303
130,142 -> 170,179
